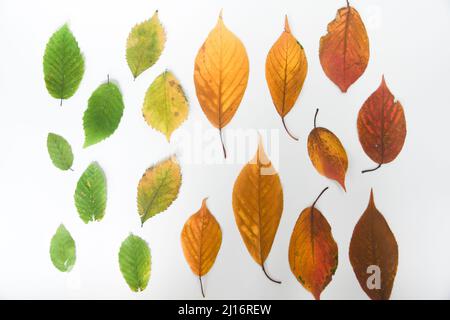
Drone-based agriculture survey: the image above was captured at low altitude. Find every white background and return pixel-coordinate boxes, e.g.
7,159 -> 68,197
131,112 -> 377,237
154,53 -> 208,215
0,0 -> 449,299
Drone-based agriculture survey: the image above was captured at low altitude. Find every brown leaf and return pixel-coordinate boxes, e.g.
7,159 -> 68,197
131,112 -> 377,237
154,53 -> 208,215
289,187 -> 338,300
349,189 -> 398,300
307,109 -> 348,191
265,15 -> 308,140
232,136 -> 283,283
358,76 -> 407,173
181,198 -> 222,298
194,10 -> 249,158
319,2 -> 369,92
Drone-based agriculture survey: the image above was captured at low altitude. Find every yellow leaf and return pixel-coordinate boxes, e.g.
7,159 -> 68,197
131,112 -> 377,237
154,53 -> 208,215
181,198 -> 222,298
142,70 -> 189,141
232,136 -> 283,283
265,15 -> 308,140
194,11 -> 249,158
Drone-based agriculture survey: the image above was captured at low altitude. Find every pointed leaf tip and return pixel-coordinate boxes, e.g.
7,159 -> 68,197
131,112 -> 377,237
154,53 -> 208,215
339,178 -> 347,192
255,134 -> 270,166
284,15 -> 291,33
313,291 -> 321,300
381,74 -> 387,87
369,189 -> 375,206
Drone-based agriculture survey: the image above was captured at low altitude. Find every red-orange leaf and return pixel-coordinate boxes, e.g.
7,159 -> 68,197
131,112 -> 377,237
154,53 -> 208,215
349,189 -> 398,300
319,2 -> 369,92
357,76 -> 407,173
289,187 -> 338,300
307,109 -> 348,191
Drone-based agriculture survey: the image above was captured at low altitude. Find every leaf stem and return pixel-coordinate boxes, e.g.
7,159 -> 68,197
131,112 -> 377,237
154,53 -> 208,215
199,276 -> 205,298
60,98 -> 63,107
314,108 -> 319,128
107,74 -> 110,84
281,117 -> 299,141
362,163 -> 382,174
346,0 -> 350,7
312,186 -> 329,211
219,129 -> 227,158
262,264 -> 281,284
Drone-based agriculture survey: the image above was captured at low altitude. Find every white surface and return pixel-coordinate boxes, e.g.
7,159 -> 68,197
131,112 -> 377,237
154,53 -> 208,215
0,0 -> 449,300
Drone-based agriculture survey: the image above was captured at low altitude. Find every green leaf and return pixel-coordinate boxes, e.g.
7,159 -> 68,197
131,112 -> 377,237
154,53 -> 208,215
83,80 -> 124,147
137,156 -> 182,225
126,11 -> 166,79
74,162 -> 107,223
47,133 -> 74,171
43,24 -> 85,105
142,71 -> 189,141
118,234 -> 151,292
50,224 -> 76,272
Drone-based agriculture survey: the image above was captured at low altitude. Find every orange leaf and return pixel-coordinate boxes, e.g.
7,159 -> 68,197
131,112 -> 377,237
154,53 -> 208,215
357,76 -> 407,173
307,109 -> 348,191
194,10 -> 249,158
319,2 -> 369,92
265,15 -> 308,140
232,136 -> 283,283
289,187 -> 338,300
349,189 -> 398,300
181,198 -> 222,298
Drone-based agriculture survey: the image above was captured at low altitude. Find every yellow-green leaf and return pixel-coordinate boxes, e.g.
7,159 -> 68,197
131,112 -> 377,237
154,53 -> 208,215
118,234 -> 151,292
137,156 -> 182,225
50,224 -> 76,272
126,11 -> 166,79
47,133 -> 74,171
142,71 -> 189,141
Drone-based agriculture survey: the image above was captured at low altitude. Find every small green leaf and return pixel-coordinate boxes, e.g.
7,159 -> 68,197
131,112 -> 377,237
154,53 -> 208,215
47,133 -> 74,171
74,162 -> 107,223
43,24 -> 85,105
137,156 -> 182,225
83,80 -> 124,147
142,71 -> 189,141
50,224 -> 76,272
126,11 -> 166,79
119,234 -> 151,292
